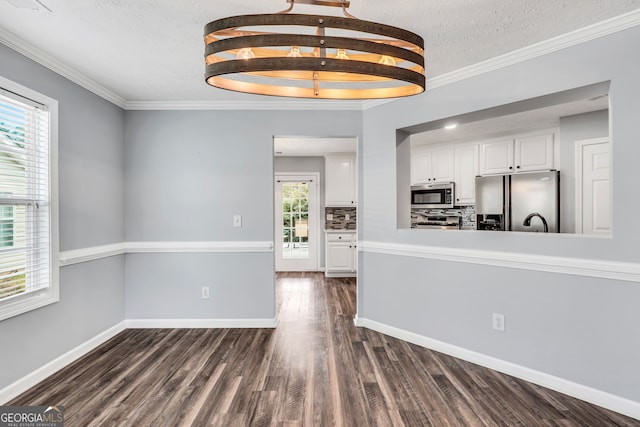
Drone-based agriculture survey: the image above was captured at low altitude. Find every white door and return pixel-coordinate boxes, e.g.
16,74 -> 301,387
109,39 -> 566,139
275,174 -> 319,271
576,138 -> 611,235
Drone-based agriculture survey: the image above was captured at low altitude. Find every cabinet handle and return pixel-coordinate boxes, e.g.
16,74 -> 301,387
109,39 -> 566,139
509,166 -> 513,170
516,165 -> 521,169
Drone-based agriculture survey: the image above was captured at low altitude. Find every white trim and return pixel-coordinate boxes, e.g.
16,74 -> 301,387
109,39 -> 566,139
420,9 -> 640,92
360,241 -> 640,283
0,321 -> 126,404
125,317 -> 278,329
124,100 -> 364,111
59,243 -> 127,266
0,316 -> 278,405
58,241 -> 274,266
3,10 -> 639,111
125,241 -> 274,253
0,28 -> 127,109
355,317 -> 640,421
0,74 -> 60,322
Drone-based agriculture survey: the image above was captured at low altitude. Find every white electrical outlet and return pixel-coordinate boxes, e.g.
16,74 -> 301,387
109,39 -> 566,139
233,215 -> 242,227
492,313 -> 505,331
201,286 -> 210,299
345,214 -> 350,220
326,213 -> 334,221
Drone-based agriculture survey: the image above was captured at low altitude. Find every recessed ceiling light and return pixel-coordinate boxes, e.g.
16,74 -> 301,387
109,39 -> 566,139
444,123 -> 458,130
5,0 -> 50,11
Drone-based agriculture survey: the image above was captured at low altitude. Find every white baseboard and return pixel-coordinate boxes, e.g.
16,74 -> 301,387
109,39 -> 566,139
0,317 -> 279,404
125,317 -> 279,329
0,321 -> 127,404
355,317 -> 640,421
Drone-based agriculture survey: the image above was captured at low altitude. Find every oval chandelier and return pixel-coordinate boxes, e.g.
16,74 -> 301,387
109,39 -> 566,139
204,0 -> 425,99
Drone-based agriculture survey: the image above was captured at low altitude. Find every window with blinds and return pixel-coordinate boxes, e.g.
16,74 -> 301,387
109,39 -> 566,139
0,78 -> 58,321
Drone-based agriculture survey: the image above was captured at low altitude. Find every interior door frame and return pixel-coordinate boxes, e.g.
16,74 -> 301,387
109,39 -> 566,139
274,172 -> 321,272
574,137 -> 611,235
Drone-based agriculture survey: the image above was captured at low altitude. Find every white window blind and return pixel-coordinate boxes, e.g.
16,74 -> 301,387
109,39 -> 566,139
0,87 -> 52,308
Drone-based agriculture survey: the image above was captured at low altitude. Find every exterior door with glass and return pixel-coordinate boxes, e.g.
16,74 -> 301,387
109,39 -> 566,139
275,174 -> 319,271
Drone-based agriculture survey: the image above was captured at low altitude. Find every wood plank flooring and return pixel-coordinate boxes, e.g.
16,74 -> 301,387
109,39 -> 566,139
9,272 -> 640,426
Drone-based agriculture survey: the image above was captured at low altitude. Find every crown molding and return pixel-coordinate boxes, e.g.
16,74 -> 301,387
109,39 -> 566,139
124,99 -> 365,111
423,8 -> 640,91
0,27 -> 127,109
2,9 -> 640,111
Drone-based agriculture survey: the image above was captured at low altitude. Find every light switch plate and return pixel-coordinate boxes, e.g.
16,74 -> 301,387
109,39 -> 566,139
326,213 -> 334,221
233,215 -> 242,227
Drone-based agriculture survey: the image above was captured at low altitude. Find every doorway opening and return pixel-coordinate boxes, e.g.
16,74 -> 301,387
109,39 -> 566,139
275,174 -> 319,271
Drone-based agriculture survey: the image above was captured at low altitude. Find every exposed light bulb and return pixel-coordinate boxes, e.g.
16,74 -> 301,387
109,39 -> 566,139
236,47 -> 256,60
335,48 -> 350,60
444,123 -> 458,130
287,46 -> 302,58
379,55 -> 396,66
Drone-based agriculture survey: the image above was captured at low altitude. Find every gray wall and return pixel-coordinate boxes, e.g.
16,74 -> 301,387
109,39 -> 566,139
558,109 -> 610,233
359,26 -> 640,403
124,111 -> 361,320
274,156 -> 326,268
0,44 -> 125,389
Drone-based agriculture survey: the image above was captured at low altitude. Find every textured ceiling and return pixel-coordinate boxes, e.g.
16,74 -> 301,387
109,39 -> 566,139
0,0 -> 639,103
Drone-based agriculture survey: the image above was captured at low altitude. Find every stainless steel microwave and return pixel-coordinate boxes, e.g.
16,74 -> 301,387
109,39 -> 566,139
411,182 -> 455,208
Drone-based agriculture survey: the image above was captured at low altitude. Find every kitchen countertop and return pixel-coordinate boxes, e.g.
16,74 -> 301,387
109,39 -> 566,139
324,229 -> 357,233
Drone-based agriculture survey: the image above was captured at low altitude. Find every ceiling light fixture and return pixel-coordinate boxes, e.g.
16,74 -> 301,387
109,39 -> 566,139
204,0 -> 425,99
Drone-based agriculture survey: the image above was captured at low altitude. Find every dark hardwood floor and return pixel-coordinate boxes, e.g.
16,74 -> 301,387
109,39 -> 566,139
9,272 -> 640,426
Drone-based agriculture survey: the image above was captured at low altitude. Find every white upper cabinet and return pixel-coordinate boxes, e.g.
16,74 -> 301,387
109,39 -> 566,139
325,156 -> 357,206
515,133 -> 554,172
454,144 -> 479,205
479,139 -> 514,175
479,132 -> 554,175
411,147 -> 454,184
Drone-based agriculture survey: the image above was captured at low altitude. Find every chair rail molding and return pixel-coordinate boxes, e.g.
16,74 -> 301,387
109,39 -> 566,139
359,241 -> 640,283
59,241 -> 274,266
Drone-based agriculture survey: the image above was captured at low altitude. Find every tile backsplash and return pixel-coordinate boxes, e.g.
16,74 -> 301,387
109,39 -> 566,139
325,207 -> 357,230
411,205 -> 477,230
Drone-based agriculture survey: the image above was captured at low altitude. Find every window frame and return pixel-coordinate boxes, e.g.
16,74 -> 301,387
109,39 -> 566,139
0,75 -> 59,321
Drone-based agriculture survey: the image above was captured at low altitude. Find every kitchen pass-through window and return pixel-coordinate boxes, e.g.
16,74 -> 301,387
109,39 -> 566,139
0,76 -> 58,321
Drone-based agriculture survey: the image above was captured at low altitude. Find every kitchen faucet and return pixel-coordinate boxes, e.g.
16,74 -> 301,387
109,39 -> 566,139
523,212 -> 549,232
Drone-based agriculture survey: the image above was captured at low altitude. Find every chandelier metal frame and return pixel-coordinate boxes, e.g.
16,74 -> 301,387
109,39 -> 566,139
204,0 -> 425,99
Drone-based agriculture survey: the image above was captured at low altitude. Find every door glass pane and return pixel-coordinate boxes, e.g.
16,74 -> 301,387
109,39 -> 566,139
281,182 -> 309,259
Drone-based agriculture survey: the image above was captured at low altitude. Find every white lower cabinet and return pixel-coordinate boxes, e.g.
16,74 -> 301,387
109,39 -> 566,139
325,231 -> 357,277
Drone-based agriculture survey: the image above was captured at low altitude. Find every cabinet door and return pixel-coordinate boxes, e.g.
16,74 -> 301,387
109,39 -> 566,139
325,157 -> 356,206
479,140 -> 514,175
411,150 -> 432,184
454,144 -> 479,205
431,148 -> 454,182
515,133 -> 554,172
349,242 -> 358,272
326,242 -> 354,271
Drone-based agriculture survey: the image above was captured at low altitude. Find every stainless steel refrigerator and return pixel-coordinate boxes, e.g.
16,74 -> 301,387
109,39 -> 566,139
475,170 -> 560,232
